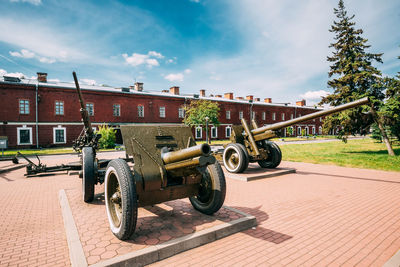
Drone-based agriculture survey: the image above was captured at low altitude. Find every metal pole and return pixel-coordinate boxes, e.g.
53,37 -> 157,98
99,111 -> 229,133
35,80 -> 39,148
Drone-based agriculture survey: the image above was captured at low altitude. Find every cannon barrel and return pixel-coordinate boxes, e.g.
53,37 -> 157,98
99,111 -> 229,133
162,143 -> 212,165
72,71 -> 94,137
251,97 -> 370,135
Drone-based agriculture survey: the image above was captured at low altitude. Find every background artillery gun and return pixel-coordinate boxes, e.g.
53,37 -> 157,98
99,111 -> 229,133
72,72 -> 226,240
221,97 -> 370,173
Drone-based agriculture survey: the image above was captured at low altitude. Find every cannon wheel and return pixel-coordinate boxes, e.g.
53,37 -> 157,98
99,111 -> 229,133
189,162 -> 226,215
105,159 -> 137,240
82,147 -> 95,203
223,143 -> 249,173
258,141 -> 282,168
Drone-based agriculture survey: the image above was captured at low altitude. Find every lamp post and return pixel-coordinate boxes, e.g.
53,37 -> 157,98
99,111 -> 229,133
205,116 -> 209,144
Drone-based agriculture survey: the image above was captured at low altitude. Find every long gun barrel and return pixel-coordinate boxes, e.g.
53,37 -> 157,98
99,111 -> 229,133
252,96 -> 370,135
162,144 -> 214,172
73,71 -> 94,137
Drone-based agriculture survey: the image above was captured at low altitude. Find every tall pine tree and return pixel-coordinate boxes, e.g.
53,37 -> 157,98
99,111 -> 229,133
320,0 -> 395,155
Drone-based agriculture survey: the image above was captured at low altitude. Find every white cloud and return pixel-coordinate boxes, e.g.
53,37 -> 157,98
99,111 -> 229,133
190,0 -> 200,3
48,78 -> 60,83
122,51 -> 164,68
10,0 -> 41,5
39,57 -> 56,64
184,69 -> 192,74
164,73 -> 184,82
9,49 -> 35,58
0,69 -> 7,77
300,90 -> 330,100
80,79 -> 97,86
1,70 -> 26,79
148,51 -> 164,59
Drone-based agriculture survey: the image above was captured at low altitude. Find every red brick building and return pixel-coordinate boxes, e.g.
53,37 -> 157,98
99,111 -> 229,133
0,73 -> 324,148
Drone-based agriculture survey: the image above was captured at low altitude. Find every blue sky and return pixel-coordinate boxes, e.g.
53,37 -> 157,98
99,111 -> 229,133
0,0 -> 399,105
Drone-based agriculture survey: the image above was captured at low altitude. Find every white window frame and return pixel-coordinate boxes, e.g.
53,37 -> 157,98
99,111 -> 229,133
195,126 -> 202,139
55,101 -> 64,115
19,99 -> 30,114
17,126 -> 32,145
291,114 -> 294,120
226,110 -> 231,120
281,113 -> 285,121
306,127 -> 309,136
178,108 -> 185,118
319,126 -> 323,135
53,126 -> 66,144
297,127 -> 301,136
312,126 -> 316,135
290,126 -> 294,136
320,117 -> 322,122
262,112 -> 266,120
272,113 -> 276,121
86,103 -> 94,116
239,111 -> 243,120
225,126 -> 232,138
159,106 -> 166,118
138,105 -> 144,117
113,104 -> 121,117
211,126 -> 218,138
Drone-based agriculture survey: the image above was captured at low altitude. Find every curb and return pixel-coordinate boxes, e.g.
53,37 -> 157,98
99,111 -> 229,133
91,206 -> 256,267
59,190 -> 88,267
59,189 -> 256,267
227,168 -> 296,182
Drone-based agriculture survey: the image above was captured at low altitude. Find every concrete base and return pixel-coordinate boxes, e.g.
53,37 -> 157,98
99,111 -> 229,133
59,189 -> 256,267
223,163 -> 296,182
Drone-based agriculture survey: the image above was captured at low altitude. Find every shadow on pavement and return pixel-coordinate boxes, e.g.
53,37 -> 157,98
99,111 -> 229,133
231,205 -> 293,244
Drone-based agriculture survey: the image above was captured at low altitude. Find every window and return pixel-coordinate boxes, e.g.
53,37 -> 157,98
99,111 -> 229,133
320,117 -> 322,122
55,101 -> 64,115
281,113 -> 285,121
312,126 -> 316,135
225,126 -> 232,138
262,112 -> 266,120
226,111 -> 231,120
195,127 -> 202,139
19,100 -> 29,114
178,108 -> 185,118
211,126 -> 218,138
319,126 -> 323,135
297,127 -> 301,136
298,113 -> 301,117
113,104 -> 120,117
53,126 -> 66,144
86,103 -> 94,116
239,111 -> 243,120
306,127 -> 309,136
17,126 -> 32,145
291,114 -> 294,120
138,105 -> 144,117
290,126 -> 294,136
272,113 -> 276,121
159,106 -> 166,118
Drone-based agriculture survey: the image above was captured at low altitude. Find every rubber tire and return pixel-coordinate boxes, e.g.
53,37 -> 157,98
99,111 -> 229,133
189,162 -> 226,215
223,143 -> 249,173
105,159 -> 137,240
257,141 -> 282,168
236,143 -> 249,172
82,147 -> 95,203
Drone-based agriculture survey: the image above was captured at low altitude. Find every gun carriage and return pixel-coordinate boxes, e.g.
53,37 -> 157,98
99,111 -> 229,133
221,97 -> 370,173
72,72 -> 226,240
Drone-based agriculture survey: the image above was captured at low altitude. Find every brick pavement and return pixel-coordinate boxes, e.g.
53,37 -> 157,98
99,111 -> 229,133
1,151 -> 400,267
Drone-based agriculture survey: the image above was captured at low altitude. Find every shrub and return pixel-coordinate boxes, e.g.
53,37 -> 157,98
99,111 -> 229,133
96,124 -> 116,149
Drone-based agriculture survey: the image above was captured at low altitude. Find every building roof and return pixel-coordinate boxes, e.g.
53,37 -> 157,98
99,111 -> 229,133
0,76 -> 323,110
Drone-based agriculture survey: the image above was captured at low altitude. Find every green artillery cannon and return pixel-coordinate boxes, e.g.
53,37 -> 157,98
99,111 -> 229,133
72,72 -> 225,240
221,97 -> 370,173
104,125 -> 226,240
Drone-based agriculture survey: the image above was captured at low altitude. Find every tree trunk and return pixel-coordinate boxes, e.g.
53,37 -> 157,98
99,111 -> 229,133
370,107 -> 396,156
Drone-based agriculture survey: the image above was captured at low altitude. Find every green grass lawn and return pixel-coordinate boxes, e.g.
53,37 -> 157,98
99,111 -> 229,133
280,138 -> 400,172
1,147 -> 115,156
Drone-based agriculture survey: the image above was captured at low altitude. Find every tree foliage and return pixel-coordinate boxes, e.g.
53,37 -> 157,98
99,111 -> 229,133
97,124 -> 116,149
320,0 -> 395,155
183,100 -> 220,128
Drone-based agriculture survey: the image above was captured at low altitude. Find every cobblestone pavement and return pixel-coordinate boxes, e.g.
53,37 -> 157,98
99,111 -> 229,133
1,151 -> 400,266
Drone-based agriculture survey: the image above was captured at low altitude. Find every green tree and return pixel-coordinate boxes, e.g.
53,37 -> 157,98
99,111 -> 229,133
96,124 -> 116,149
183,100 -> 220,128
320,0 -> 395,155
381,65 -> 400,141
